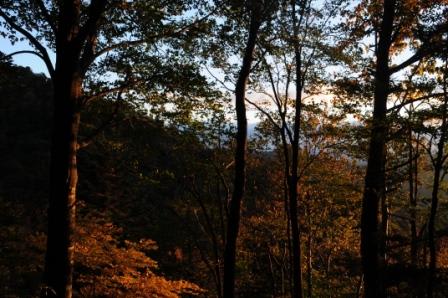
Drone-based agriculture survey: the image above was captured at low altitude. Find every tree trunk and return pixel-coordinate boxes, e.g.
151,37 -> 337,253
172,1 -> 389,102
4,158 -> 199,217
427,162 -> 441,298
306,218 -> 312,298
361,1 -> 395,297
288,136 -> 304,298
408,127 -> 420,298
408,127 -> 418,266
427,65 -> 448,298
43,71 -> 82,297
42,3 -> 83,296
290,1 -> 305,296
222,7 -> 261,298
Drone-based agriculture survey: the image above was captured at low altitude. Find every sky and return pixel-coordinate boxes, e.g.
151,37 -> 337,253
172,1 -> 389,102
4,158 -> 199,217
0,38 -> 53,77
0,35 -> 264,127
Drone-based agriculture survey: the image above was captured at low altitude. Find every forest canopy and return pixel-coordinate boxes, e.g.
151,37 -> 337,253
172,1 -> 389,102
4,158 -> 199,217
1,0 -> 448,297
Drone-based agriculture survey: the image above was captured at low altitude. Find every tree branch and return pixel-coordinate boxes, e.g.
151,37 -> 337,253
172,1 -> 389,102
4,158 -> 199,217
92,7 -> 216,62
387,93 -> 446,113
1,50 -> 44,61
77,0 -> 107,45
389,22 -> 448,74
78,0 -> 108,73
0,8 -> 55,78
77,92 -> 123,150
81,79 -> 142,105
32,0 -> 56,33
245,97 -> 282,133
389,47 -> 429,74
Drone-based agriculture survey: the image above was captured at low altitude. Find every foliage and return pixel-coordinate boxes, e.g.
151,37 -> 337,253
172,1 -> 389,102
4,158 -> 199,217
2,0 -> 448,297
75,219 -> 204,297
0,62 -> 204,297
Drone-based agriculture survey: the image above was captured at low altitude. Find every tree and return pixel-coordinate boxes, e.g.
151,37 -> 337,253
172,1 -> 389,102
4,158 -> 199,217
336,1 -> 448,296
0,1 -> 213,296
222,2 -> 263,297
0,60 -> 206,297
245,0 -> 344,295
412,55 -> 448,297
359,1 -> 396,296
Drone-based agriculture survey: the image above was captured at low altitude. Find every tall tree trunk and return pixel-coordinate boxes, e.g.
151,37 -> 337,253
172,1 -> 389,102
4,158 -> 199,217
408,127 -> 418,266
306,211 -> 312,298
288,108 -> 304,298
427,63 -> 448,298
222,7 -> 261,298
43,2 -> 83,297
44,75 -> 81,298
361,1 -> 395,297
427,160 -> 442,298
380,192 -> 389,265
290,0 -> 305,296
408,126 -> 420,298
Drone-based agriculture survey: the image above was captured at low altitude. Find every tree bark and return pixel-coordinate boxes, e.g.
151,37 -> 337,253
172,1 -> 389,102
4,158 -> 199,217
306,213 -> 312,298
42,1 -> 107,296
43,74 -> 82,298
42,2 -> 83,295
290,0 -> 305,296
408,127 -> 418,266
427,63 -> 448,298
361,1 -> 395,297
427,159 -> 442,298
222,6 -> 261,298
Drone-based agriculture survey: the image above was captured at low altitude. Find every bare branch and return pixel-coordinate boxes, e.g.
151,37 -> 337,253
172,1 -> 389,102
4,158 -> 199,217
204,65 -> 234,92
1,50 -> 44,61
387,93 -> 445,113
245,97 -> 282,133
81,79 -> 143,105
77,92 -> 123,150
92,39 -> 146,61
0,8 -> 55,78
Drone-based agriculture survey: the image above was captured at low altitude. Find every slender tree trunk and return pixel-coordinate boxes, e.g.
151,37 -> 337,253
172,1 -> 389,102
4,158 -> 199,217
361,1 -> 395,297
288,81 -> 304,298
290,1 -> 305,296
408,127 -> 420,298
356,274 -> 364,298
413,136 -> 419,258
280,126 -> 293,298
223,7 -> 261,297
427,65 -> 448,298
408,127 -> 418,266
427,162 -> 442,298
306,221 -> 312,298
288,145 -> 303,298
267,248 -> 277,297
380,193 -> 389,263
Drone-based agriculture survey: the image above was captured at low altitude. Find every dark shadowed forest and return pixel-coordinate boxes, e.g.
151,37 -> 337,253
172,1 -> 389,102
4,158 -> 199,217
1,1 -> 448,297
